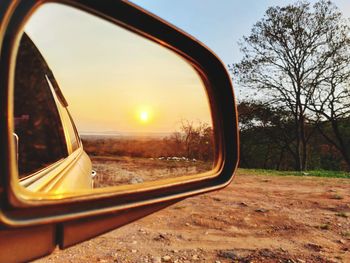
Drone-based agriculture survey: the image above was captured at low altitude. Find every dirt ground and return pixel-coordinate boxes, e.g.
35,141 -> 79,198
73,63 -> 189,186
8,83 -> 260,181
35,171 -> 350,263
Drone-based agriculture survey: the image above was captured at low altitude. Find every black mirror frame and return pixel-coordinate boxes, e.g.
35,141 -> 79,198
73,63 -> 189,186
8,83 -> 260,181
0,0 -> 239,226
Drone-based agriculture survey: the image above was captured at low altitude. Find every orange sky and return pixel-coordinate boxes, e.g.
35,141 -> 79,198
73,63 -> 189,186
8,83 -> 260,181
23,3 -> 212,134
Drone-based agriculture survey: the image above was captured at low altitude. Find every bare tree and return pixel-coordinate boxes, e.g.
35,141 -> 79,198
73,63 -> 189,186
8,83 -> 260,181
164,120 -> 214,161
180,120 -> 213,161
310,42 -> 350,169
232,0 -> 350,170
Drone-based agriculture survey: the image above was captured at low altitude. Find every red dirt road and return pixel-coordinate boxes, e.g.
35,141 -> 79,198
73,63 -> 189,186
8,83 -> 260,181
36,171 -> 350,263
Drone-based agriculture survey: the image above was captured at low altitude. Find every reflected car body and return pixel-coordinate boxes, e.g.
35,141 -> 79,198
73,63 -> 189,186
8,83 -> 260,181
15,33 -> 93,192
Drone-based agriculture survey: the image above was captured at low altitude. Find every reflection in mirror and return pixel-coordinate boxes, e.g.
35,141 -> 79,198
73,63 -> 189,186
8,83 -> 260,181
14,3 -> 215,193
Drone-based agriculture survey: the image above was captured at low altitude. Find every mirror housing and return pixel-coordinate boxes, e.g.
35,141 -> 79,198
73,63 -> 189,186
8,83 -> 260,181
0,0 -> 239,260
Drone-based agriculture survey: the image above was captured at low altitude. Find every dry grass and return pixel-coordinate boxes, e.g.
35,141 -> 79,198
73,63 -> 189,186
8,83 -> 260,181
81,135 -> 213,188
92,156 -> 212,188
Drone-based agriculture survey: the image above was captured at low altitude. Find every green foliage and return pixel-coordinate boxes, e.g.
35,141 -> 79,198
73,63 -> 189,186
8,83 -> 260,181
238,100 -> 350,171
232,0 -> 350,171
238,168 -> 350,179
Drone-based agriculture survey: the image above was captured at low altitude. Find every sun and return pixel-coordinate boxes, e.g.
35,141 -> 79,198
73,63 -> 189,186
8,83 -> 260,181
139,111 -> 149,122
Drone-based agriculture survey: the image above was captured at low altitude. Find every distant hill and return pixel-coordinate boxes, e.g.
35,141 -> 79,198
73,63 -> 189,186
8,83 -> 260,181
80,131 -> 172,139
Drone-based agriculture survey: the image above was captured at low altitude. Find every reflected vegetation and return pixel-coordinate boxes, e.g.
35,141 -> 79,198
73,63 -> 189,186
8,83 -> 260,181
82,121 -> 214,187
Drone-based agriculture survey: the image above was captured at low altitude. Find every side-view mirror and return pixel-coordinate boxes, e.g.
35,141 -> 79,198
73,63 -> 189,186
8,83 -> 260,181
0,1 -> 238,262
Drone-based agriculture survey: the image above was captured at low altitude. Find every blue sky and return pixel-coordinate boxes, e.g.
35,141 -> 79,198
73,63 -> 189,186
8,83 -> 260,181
131,0 -> 350,65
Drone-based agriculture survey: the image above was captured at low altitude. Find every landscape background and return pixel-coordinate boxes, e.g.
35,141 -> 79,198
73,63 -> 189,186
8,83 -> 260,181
35,1 -> 350,262
81,121 -> 214,188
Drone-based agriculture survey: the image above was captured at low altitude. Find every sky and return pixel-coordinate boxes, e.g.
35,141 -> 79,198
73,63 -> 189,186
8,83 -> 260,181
22,1 -> 350,134
130,0 -> 350,101
24,4 -> 212,134
131,0 -> 350,66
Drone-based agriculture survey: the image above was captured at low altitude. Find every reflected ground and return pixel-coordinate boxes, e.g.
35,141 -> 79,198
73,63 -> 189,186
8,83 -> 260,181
81,135 -> 213,188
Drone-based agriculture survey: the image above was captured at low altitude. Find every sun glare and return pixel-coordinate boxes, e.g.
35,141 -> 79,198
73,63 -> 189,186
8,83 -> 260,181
140,111 -> 149,122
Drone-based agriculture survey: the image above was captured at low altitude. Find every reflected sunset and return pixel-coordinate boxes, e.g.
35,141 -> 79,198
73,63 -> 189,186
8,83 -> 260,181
24,4 -> 213,135
139,111 -> 150,123
16,2 -> 216,193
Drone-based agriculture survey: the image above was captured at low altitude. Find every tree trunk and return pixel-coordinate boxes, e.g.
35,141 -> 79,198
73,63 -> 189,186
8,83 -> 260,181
331,121 -> 350,171
294,114 -> 303,171
276,147 -> 285,170
300,114 -> 308,171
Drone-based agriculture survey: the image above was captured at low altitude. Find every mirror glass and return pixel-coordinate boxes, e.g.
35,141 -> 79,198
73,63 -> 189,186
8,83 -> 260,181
14,3 -> 215,194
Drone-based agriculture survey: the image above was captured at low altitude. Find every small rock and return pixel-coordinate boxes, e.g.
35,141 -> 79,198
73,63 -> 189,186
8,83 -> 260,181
192,254 -> 199,260
185,223 -> 190,226
172,249 -> 179,253
152,257 -> 161,263
338,239 -> 345,244
218,250 -> 240,260
162,255 -> 171,262
279,247 -> 287,252
215,261 -> 222,263
176,234 -> 184,240
154,233 -> 168,241
131,249 -> 137,253
296,259 -> 306,263
305,243 -> 322,252
130,177 -> 144,184
255,208 -> 269,213
132,241 -> 137,245
259,249 -> 275,258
